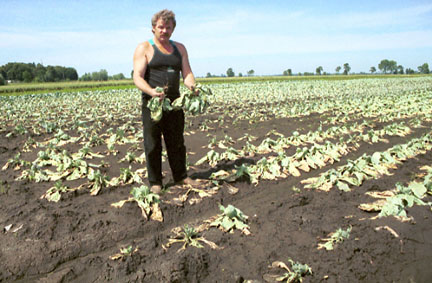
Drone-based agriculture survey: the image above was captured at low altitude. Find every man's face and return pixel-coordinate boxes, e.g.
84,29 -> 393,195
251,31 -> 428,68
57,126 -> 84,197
152,18 -> 174,43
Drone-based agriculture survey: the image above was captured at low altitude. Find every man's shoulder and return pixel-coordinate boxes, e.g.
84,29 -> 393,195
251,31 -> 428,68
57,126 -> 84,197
135,41 -> 154,56
134,41 -> 154,63
172,41 -> 186,53
171,40 -> 184,46
137,41 -> 152,50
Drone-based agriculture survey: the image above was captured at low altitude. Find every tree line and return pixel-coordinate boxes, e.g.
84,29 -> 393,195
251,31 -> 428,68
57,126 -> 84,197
284,60 -> 429,76
211,59 -> 430,78
0,62 -> 78,85
374,60 -> 429,75
79,70 -> 125,81
1,59 -> 429,86
0,62 -> 127,85
206,68 -> 255,78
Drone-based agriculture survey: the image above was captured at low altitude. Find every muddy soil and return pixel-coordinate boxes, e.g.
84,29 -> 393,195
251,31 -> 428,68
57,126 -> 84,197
1,108 -> 432,283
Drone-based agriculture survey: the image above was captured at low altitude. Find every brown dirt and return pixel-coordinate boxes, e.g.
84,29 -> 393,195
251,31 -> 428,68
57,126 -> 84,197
1,104 -> 432,283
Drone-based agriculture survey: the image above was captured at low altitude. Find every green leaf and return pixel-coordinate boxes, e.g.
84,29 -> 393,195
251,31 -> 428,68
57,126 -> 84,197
221,217 -> 235,231
353,171 -> 367,184
288,162 -> 301,177
233,219 -> 249,230
162,98 -> 173,111
336,181 -> 351,192
409,182 -> 427,199
49,191 -> 61,202
322,241 -> 334,251
151,108 -> 163,122
371,152 -> 381,165
305,156 -> 317,169
339,175 -> 359,186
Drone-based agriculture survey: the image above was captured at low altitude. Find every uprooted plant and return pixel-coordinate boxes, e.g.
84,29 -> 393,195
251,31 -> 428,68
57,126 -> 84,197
162,224 -> 219,252
208,204 -> 251,235
109,166 -> 145,186
109,245 -> 139,261
40,180 -> 75,202
359,178 -> 431,221
87,169 -> 110,195
317,226 -> 352,251
111,185 -> 163,221
264,258 -> 312,283
168,184 -> 219,206
172,83 -> 212,114
148,84 -> 213,122
147,87 -> 174,122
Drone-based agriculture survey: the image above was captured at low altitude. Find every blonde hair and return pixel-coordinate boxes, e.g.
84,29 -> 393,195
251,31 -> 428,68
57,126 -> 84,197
151,9 -> 176,28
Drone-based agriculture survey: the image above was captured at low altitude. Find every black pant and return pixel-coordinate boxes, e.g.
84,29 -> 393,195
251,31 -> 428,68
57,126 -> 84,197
141,104 -> 187,186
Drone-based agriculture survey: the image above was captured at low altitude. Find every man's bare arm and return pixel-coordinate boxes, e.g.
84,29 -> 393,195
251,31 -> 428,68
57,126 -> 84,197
133,42 -> 163,98
176,42 -> 196,90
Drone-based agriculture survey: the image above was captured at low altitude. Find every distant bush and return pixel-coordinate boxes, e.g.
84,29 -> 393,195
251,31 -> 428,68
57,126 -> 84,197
0,74 -> 5,85
80,69 -> 110,81
110,73 -> 126,80
0,62 -> 78,83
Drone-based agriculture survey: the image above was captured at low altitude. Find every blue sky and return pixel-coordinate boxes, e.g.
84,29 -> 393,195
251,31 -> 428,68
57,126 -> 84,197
1,0 -> 431,77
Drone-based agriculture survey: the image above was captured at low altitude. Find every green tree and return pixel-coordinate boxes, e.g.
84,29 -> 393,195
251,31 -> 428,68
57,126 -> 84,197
64,67 -> 78,80
80,73 -> 92,81
100,69 -> 109,80
397,65 -> 404,74
405,68 -> 415,74
206,72 -> 212,78
92,69 -> 109,81
370,66 -> 376,74
335,66 -> 341,74
247,69 -> 254,76
226,67 -> 235,77
0,73 -> 5,85
44,66 -> 56,82
418,63 -> 430,74
54,66 -> 66,81
0,62 -> 78,82
283,69 -> 292,76
316,66 -> 323,75
0,66 -> 5,79
23,70 -> 33,82
111,73 -> 125,80
343,63 -> 350,75
378,59 -> 397,74
34,63 -> 46,82
5,64 -> 22,81
91,71 -> 100,81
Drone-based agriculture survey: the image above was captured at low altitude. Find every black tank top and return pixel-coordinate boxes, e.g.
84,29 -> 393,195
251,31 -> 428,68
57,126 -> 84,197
143,39 -> 182,101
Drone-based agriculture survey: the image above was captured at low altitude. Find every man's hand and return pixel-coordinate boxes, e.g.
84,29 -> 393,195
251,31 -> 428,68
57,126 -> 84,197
153,87 -> 165,101
191,84 -> 200,96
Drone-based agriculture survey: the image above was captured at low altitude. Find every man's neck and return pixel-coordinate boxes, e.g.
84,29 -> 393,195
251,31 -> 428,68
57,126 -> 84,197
153,37 -> 173,54
154,37 -> 171,48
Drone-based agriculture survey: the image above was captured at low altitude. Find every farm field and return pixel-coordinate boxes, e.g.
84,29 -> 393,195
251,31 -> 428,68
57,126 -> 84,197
1,74 -> 422,96
0,79 -> 136,96
1,77 -> 432,282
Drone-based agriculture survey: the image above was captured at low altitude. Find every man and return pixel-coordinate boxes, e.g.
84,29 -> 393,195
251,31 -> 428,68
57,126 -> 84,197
133,9 -> 198,193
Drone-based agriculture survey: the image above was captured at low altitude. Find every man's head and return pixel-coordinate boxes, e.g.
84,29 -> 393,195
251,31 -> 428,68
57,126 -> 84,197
151,9 -> 176,30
